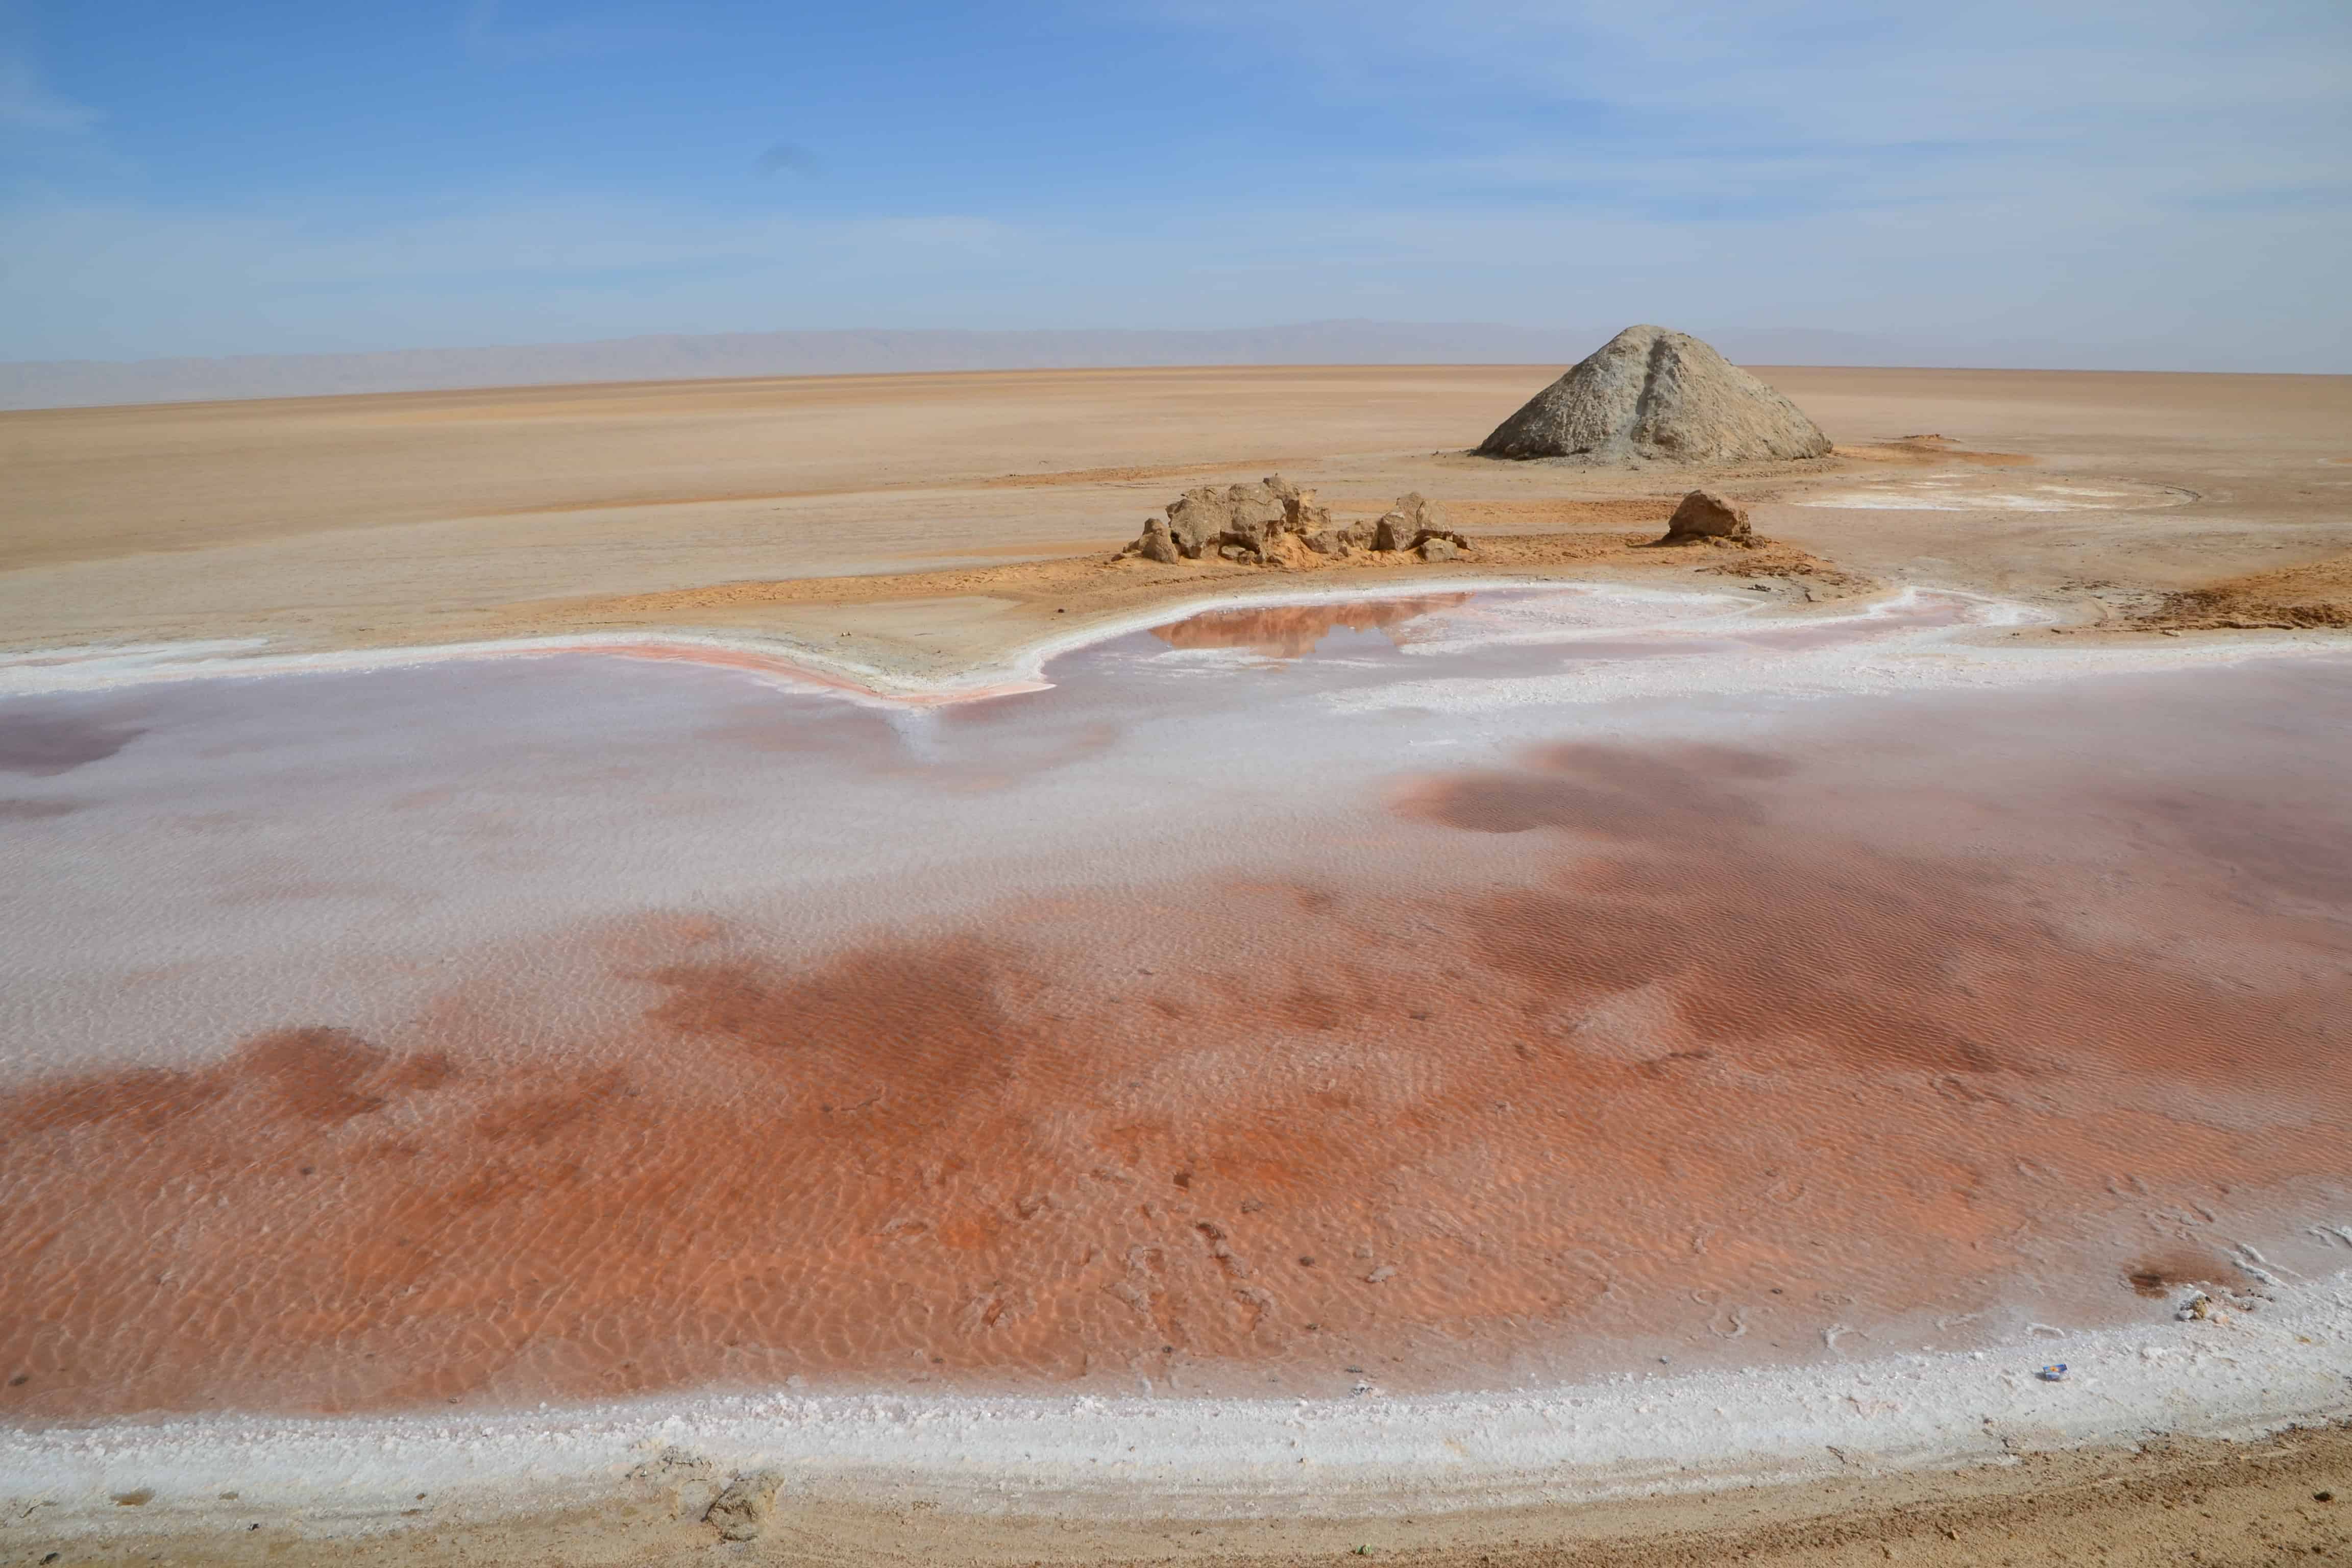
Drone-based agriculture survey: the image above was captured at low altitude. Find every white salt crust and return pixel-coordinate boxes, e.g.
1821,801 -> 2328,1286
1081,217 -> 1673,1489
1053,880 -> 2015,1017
1326,588 -> 2350,715
3,1269 -> 2347,1537
1788,476 -> 2198,511
0,577 -> 1733,706
0,578 -> 2340,713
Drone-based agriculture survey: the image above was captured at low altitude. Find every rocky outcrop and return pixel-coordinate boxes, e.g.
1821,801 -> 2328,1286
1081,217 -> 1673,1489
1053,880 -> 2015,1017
1659,489 -> 1752,543
1120,477 -> 1472,569
1475,325 -> 1832,467
1156,476 -> 1317,562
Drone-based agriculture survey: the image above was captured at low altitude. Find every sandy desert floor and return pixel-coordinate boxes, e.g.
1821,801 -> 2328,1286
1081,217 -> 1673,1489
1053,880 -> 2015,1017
3,364 -> 2349,677
32,1423 -> 2350,1568
3,363 -> 2351,1566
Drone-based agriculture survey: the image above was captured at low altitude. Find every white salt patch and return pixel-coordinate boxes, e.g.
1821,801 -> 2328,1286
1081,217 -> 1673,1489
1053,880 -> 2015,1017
0,576 -> 2222,716
1329,589 -> 2344,716
1794,478 -> 2193,512
0,578 -> 1600,706
5,1269 -> 2346,1536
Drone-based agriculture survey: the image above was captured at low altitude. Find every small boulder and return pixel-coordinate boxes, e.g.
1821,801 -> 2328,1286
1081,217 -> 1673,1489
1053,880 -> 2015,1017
1397,492 -> 1449,534
1223,521 -> 1276,557
1273,474 -> 1333,533
1165,487 -> 1231,557
1418,536 -> 1460,562
1132,516 -> 1181,564
1375,492 -> 1462,553
1304,529 -> 1353,556
1220,480 -> 1288,553
1659,489 -> 1751,543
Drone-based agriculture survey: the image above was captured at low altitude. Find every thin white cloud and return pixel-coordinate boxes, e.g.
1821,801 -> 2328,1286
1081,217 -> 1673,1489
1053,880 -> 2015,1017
1142,0 -> 2352,205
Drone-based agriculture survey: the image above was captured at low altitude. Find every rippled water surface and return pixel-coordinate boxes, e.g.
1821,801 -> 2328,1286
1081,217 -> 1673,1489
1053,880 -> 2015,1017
3,587 -> 2348,1418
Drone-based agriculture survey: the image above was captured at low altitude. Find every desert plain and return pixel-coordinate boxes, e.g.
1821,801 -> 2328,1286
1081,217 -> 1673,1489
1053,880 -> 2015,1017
3,361 -> 2351,1566
2,362 -> 2347,668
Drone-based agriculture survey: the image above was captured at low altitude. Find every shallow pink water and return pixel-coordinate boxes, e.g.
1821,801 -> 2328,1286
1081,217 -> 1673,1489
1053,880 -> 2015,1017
1,590 -> 2347,1417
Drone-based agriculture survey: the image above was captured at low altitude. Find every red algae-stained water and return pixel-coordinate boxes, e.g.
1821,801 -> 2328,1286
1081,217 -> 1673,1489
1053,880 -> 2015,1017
1,586 -> 2349,1422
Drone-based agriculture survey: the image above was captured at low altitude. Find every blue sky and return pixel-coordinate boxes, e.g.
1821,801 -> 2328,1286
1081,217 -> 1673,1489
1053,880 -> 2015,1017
3,1 -> 2347,366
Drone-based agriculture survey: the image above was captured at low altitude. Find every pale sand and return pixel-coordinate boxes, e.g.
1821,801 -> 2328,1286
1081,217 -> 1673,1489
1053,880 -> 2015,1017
4,365 -> 2349,689
4,365 -> 2352,1565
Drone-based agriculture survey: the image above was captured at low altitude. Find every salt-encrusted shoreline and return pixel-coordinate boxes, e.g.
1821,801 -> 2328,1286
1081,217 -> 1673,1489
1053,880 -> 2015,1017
0,576 -> 2344,711
0,575 -> 1730,705
4,1268 -> 2346,1539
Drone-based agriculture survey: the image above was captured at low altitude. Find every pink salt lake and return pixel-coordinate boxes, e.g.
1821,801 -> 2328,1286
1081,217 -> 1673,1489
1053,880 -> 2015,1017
1,584 -> 2347,1420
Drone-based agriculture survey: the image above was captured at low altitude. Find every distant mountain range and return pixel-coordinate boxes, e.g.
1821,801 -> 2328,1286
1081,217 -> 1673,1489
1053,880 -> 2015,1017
0,321 -> 2211,411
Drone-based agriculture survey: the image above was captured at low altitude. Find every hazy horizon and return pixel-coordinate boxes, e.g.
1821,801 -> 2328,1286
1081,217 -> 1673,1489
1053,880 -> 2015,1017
5,317 -> 2342,412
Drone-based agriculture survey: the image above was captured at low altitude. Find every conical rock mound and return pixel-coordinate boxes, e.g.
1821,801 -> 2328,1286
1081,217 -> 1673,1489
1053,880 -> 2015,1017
1475,325 -> 1831,465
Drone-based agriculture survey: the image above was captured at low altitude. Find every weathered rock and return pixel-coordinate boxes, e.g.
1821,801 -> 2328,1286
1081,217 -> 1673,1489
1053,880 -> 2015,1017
1475,325 -> 1832,466
1659,489 -> 1751,543
1220,480 -> 1288,553
1374,493 -> 1463,553
1272,474 -> 1333,533
1165,487 -> 1230,557
1400,492 -> 1447,533
1217,543 -> 1254,563
1133,516 -> 1181,564
1418,536 -> 1460,562
1222,522 -> 1274,556
705,1469 -> 784,1541
1304,529 -> 1353,556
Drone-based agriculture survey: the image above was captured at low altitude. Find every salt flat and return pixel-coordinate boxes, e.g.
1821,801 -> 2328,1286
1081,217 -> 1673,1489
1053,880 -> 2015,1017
3,364 -> 2351,1567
